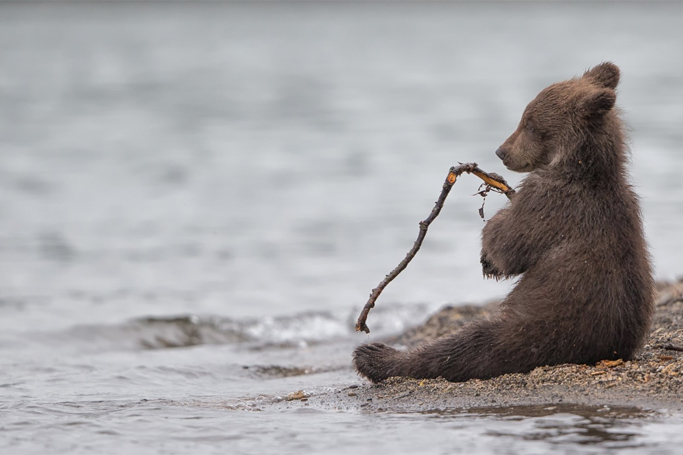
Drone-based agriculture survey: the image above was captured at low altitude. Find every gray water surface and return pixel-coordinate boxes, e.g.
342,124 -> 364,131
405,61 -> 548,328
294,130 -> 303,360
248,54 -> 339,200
1,3 -> 683,454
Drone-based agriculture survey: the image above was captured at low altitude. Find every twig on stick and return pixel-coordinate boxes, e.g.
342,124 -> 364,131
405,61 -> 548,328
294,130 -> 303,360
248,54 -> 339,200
355,162 -> 515,333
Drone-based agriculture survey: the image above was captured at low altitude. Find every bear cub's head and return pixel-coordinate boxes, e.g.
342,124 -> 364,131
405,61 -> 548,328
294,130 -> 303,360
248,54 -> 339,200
495,62 -> 620,173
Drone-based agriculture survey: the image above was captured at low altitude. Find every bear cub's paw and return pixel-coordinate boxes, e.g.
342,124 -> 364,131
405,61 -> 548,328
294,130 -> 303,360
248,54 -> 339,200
481,254 -> 503,280
353,342 -> 402,383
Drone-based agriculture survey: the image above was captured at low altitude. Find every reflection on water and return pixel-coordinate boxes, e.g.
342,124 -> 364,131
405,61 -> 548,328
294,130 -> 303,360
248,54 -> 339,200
428,404 -> 652,449
206,401 -> 676,455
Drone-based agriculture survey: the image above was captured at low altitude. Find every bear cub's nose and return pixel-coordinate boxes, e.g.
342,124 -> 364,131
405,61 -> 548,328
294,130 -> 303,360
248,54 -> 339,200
495,147 -> 506,160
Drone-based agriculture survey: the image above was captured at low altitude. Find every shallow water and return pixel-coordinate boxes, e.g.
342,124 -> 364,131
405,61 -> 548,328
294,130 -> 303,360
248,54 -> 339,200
1,2 -> 683,454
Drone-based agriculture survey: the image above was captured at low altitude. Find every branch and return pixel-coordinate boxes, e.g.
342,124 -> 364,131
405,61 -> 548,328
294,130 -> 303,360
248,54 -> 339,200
355,163 -> 514,333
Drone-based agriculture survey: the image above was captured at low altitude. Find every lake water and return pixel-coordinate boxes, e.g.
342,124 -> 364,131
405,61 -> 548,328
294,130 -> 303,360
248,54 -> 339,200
1,2 -> 683,454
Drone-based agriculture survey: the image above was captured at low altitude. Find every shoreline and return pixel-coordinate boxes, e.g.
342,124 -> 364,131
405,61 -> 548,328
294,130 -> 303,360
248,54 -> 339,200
277,278 -> 683,413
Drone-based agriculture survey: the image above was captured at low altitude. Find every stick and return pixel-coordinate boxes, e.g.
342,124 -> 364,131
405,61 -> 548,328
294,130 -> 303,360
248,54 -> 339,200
355,163 -> 515,333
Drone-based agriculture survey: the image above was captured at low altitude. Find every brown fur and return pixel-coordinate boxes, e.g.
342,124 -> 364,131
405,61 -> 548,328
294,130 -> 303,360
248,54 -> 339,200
354,63 -> 655,383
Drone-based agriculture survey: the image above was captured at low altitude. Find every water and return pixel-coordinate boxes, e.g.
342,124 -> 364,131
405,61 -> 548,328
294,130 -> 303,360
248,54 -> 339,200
1,2 -> 683,454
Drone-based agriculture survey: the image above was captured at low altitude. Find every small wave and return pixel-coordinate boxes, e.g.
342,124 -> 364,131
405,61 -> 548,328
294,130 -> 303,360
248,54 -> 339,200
37,301 -> 443,353
60,311 -> 353,351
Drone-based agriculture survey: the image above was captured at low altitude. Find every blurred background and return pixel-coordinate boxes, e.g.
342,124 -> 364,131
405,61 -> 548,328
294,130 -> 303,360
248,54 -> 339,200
2,2 -> 681,329
1,2 -> 682,453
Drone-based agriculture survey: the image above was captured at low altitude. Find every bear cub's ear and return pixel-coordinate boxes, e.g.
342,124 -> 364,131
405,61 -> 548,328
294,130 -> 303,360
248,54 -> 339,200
583,62 -> 620,89
579,88 -> 616,118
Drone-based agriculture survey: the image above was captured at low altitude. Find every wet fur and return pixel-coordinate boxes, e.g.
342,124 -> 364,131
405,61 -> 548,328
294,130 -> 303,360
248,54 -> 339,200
354,63 -> 655,383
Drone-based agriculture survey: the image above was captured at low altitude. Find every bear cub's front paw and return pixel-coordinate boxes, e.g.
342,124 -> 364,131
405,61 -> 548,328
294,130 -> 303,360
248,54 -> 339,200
481,254 -> 503,279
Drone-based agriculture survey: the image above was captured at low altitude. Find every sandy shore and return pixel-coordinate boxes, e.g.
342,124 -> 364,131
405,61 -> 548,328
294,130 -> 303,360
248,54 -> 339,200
279,278 -> 683,412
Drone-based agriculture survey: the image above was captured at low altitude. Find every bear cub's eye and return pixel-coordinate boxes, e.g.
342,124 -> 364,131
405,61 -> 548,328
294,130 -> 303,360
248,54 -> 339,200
525,121 -> 536,134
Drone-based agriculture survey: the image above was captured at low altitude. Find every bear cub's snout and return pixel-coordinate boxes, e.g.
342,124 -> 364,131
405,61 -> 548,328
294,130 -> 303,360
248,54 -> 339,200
495,147 -> 507,160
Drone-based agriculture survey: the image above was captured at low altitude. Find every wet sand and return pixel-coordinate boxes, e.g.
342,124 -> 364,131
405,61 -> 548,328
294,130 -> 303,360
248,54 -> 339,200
278,278 -> 683,412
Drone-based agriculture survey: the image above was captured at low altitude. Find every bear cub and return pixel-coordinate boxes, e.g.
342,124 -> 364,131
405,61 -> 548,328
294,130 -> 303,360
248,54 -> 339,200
354,62 -> 655,383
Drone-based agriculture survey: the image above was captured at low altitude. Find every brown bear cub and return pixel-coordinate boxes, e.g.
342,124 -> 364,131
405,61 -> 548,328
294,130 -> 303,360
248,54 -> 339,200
353,62 -> 655,383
